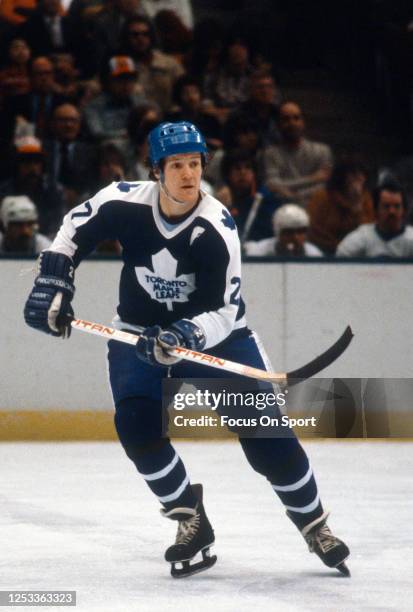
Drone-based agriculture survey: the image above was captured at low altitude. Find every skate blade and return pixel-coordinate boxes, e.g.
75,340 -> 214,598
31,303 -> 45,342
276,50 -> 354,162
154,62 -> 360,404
336,561 -> 350,577
171,548 -> 217,578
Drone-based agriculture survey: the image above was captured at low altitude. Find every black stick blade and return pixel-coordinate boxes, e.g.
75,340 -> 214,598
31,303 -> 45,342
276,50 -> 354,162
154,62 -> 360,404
287,326 -> 354,383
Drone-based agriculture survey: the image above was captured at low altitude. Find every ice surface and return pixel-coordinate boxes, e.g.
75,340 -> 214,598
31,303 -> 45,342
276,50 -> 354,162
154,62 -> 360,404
0,441 -> 412,612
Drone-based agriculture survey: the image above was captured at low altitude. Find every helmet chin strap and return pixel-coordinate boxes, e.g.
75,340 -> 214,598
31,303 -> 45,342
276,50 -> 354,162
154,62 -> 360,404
159,177 -> 199,207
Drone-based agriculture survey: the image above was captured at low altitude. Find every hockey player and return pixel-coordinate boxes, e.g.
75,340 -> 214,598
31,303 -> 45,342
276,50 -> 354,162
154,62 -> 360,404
24,121 -> 350,578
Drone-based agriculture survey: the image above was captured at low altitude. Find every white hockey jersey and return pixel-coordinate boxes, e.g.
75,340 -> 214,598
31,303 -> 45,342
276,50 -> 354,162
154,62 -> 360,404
49,181 -> 247,348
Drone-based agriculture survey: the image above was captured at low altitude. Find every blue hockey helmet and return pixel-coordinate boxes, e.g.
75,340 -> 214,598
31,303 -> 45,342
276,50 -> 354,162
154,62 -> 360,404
148,121 -> 208,167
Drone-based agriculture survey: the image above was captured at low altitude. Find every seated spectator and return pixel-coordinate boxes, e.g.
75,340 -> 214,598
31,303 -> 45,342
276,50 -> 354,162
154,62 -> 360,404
17,0 -> 73,57
95,142 -> 127,189
244,204 -> 323,257
225,70 -> 281,145
83,55 -> 147,151
264,101 -> 333,207
307,159 -> 374,254
1,56 -> 68,142
91,0 -> 143,65
204,39 -> 253,118
43,103 -> 98,206
49,52 -> 84,103
0,136 -> 66,237
167,75 -> 222,150
117,15 -> 184,112
0,38 -> 31,99
204,114 -> 264,189
126,103 -> 161,179
217,149 -> 283,243
336,182 -> 413,257
0,194 -> 51,253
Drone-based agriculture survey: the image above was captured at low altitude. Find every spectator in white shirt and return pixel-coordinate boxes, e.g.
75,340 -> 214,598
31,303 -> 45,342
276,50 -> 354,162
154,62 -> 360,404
336,182 -> 413,258
244,203 -> 323,257
0,195 -> 51,254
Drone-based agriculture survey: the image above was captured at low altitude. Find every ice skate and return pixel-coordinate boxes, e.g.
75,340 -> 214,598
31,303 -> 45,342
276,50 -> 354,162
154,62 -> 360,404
162,484 -> 216,578
289,511 -> 350,576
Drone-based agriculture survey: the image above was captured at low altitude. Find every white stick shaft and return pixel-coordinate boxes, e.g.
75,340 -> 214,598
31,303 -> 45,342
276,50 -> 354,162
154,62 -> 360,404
71,318 -> 286,383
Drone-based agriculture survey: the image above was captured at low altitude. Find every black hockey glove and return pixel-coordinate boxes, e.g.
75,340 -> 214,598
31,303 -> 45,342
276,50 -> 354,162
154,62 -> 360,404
135,319 -> 206,367
24,251 -> 75,338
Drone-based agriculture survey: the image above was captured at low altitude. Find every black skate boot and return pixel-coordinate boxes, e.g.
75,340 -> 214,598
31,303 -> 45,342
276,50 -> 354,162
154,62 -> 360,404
288,511 -> 350,576
161,484 -> 217,578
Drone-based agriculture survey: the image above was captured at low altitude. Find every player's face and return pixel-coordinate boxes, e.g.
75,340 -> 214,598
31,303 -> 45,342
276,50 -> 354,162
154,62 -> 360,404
163,153 -> 202,205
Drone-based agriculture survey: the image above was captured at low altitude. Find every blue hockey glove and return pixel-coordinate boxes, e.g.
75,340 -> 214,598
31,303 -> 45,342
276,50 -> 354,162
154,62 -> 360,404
24,251 -> 75,338
135,319 -> 206,367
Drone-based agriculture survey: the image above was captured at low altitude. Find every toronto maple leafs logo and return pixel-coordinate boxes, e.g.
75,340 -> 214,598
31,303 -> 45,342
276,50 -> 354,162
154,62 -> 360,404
135,248 -> 196,311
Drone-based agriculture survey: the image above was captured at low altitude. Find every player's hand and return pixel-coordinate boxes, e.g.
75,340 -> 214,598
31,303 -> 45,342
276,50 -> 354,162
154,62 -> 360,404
24,251 -> 75,338
135,320 -> 206,367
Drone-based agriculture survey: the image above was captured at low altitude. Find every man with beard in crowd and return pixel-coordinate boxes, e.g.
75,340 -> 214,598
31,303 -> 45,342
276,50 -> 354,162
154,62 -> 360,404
336,182 -> 413,257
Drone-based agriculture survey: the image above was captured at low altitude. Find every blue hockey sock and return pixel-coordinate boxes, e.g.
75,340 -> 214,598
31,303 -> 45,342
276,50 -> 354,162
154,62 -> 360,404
114,397 -> 197,511
136,442 -> 198,511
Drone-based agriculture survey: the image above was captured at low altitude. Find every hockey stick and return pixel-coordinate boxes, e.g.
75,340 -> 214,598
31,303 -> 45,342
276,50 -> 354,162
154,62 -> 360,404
71,318 -> 353,385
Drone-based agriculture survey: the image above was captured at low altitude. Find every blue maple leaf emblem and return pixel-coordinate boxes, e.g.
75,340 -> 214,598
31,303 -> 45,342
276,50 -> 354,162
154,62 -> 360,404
221,209 -> 236,230
117,181 -> 141,192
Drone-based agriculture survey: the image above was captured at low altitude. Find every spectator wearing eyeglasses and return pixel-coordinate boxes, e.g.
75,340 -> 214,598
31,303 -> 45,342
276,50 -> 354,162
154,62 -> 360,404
117,15 -> 184,112
91,0 -> 144,61
43,103 -> 98,205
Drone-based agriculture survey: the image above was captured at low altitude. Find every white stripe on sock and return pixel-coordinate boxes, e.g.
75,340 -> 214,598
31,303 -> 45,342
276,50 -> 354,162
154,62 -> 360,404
271,466 -> 313,492
140,452 -> 179,481
158,475 -> 190,503
284,493 -> 320,514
